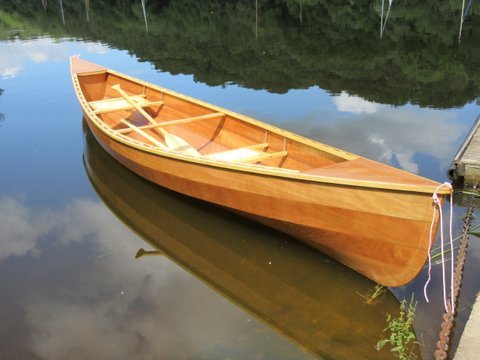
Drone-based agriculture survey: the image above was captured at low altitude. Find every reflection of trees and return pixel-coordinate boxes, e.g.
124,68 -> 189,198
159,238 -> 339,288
1,0 -> 480,108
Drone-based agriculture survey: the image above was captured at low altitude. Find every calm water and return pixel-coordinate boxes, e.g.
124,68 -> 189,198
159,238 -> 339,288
1,1 -> 480,359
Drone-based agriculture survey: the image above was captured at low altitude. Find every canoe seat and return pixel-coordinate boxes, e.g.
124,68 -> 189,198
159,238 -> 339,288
89,95 -> 164,114
204,143 -> 287,164
205,147 -> 262,162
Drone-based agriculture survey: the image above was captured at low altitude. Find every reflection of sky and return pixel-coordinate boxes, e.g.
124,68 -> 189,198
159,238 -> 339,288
285,105 -> 465,176
1,35 -> 480,359
0,196 -> 311,360
0,38 -> 109,79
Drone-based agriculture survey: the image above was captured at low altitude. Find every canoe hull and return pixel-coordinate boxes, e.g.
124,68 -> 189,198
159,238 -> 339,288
84,115 -> 437,287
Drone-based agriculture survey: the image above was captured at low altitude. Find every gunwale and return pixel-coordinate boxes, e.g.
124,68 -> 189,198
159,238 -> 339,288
70,57 -> 450,195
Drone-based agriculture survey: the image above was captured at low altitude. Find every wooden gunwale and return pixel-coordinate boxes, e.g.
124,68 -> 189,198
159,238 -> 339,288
71,60 -> 450,195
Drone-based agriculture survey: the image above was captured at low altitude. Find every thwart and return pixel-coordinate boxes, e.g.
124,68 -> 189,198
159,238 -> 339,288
70,56 -> 452,287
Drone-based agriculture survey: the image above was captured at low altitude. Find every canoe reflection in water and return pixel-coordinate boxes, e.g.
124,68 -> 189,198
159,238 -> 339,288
83,125 -> 419,360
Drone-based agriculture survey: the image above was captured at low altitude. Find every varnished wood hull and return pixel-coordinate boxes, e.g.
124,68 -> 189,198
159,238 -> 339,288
71,56 -> 449,287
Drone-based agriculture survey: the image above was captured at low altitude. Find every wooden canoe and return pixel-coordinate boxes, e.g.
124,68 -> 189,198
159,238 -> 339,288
70,56 -> 450,287
83,128 -> 407,360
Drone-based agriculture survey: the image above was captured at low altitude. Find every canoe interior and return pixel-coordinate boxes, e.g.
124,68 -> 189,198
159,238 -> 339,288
77,70 -> 349,171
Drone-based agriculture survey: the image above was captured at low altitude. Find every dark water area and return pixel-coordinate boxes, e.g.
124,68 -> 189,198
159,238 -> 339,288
1,1 -> 480,359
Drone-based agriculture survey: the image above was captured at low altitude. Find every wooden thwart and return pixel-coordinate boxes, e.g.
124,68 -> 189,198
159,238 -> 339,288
117,112 -> 225,134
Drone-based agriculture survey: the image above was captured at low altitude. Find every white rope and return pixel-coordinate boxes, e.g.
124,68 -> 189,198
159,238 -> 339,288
423,182 -> 454,313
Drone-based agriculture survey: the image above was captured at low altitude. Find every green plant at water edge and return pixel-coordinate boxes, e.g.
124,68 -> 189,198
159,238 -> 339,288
376,294 -> 418,360
357,284 -> 385,304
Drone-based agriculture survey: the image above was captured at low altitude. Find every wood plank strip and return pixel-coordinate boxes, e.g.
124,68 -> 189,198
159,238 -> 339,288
119,119 -> 168,150
204,143 -> 269,158
158,112 -> 225,127
243,163 -> 300,173
238,150 -> 288,164
76,70 -> 108,76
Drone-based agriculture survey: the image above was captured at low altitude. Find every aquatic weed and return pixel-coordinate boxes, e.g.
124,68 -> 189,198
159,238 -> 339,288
376,293 -> 417,360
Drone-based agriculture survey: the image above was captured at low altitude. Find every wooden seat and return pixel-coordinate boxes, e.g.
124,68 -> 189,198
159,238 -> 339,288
205,148 -> 262,162
204,143 -> 287,164
89,95 -> 164,114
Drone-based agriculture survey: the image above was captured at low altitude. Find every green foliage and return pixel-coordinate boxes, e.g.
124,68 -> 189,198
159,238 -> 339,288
376,294 -> 418,360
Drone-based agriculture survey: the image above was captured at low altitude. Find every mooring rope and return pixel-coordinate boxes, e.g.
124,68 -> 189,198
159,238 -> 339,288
424,182 -> 455,313
434,191 -> 476,360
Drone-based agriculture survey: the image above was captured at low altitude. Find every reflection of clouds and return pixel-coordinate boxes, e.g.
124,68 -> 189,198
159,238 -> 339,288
25,271 -> 245,360
56,199 -> 129,245
0,38 -> 67,79
0,38 -> 109,79
1,66 -> 22,79
333,91 -> 382,114
78,42 -> 109,54
0,196 -> 53,260
1,196 -> 301,359
0,197 -> 119,261
294,107 -> 464,173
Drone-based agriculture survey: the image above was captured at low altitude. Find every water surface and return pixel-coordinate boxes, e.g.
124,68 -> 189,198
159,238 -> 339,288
1,1 -> 480,359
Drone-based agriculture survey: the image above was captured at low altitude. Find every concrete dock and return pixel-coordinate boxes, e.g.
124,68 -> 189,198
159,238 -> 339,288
454,293 -> 480,359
